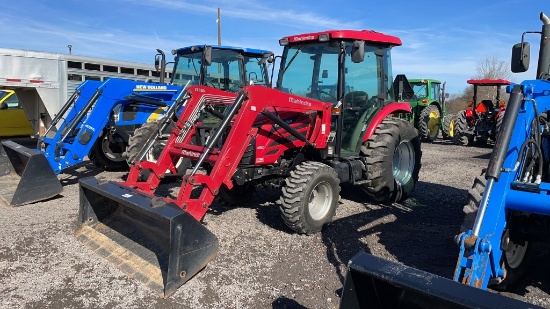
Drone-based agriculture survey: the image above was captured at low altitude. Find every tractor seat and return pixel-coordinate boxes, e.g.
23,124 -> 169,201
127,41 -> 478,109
481,100 -> 494,111
344,91 -> 368,108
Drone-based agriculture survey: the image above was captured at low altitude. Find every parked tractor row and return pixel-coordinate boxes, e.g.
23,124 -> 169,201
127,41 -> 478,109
1,10 -> 549,308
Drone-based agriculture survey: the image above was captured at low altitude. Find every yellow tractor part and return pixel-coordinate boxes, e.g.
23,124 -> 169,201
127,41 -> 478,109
0,90 -> 34,137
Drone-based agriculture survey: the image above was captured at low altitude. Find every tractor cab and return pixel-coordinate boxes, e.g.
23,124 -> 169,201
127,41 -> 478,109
169,45 -> 272,91
277,30 -> 412,156
164,45 -> 273,127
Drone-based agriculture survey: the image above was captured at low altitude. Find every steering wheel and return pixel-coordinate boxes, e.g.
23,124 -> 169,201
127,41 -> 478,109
317,89 -> 337,102
206,78 -> 221,89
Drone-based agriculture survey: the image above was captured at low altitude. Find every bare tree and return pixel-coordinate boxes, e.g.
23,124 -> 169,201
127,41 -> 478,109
446,55 -> 511,114
473,55 -> 511,80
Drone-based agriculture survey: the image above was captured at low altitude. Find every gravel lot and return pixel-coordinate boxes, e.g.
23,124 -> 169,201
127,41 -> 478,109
1,138 -> 550,308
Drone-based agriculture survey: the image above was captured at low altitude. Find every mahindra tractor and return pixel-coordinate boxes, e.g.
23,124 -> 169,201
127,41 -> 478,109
75,29 -> 421,297
453,78 -> 512,146
0,45 -> 272,206
404,78 -> 449,142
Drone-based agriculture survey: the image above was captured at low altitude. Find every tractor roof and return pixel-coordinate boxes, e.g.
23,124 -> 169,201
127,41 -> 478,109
467,79 -> 512,86
409,78 -> 441,84
173,45 -> 273,57
281,30 -> 402,46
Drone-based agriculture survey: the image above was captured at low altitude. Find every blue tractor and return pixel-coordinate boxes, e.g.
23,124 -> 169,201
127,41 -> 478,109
338,11 -> 550,308
0,45 -> 272,206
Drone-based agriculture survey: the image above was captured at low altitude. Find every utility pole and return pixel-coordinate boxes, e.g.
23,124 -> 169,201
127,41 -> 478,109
217,8 -> 222,46
68,45 -> 72,54
217,8 -> 222,73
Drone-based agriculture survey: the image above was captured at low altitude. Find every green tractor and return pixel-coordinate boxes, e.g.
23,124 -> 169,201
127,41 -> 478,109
405,78 -> 452,142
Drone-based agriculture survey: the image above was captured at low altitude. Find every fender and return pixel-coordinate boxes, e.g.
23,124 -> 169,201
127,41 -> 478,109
362,102 -> 412,142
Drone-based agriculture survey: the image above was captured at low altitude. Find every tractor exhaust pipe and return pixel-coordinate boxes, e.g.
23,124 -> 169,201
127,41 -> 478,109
340,252 -> 543,308
537,12 -> 550,79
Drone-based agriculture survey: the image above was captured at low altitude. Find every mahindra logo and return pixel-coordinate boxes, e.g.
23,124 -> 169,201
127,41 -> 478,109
181,150 -> 201,158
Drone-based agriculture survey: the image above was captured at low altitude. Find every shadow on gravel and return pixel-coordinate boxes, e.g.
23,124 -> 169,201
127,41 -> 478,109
272,296 -> 308,309
321,181 -> 468,285
58,161 -> 107,186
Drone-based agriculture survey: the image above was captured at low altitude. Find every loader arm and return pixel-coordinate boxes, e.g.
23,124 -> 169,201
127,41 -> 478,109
454,83 -> 550,289
39,78 -> 183,173
125,85 -> 331,221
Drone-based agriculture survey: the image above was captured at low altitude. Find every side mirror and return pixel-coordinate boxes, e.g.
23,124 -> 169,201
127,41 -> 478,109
322,70 -> 328,79
203,46 -> 212,66
511,42 -> 530,73
393,74 -> 414,101
259,52 -> 273,65
154,49 -> 166,84
154,55 -> 161,72
0,102 -> 7,110
351,40 -> 365,63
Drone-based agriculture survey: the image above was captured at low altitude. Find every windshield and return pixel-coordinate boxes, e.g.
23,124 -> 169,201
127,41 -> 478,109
172,51 -> 203,86
0,91 -> 10,101
411,82 -> 428,100
244,55 -> 269,86
171,49 -> 245,93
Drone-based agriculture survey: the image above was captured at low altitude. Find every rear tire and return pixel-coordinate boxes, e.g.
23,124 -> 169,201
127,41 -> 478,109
460,173 -> 530,289
453,110 -> 473,146
418,105 -> 440,142
442,113 -> 456,139
279,161 -> 340,234
89,131 -> 128,171
361,118 -> 421,203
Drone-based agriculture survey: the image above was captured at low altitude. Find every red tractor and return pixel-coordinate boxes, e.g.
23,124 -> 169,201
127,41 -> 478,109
76,30 -> 422,297
453,79 -> 512,146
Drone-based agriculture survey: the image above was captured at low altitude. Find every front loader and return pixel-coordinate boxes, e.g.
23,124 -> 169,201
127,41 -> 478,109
339,11 -> 550,308
0,45 -> 272,206
76,29 -> 423,297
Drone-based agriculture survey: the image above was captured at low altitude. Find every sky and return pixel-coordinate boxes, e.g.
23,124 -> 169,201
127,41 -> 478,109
1,0 -> 549,95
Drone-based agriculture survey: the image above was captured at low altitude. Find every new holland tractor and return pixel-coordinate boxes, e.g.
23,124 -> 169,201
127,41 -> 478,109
338,11 -> 550,308
405,78 -> 448,142
0,45 -> 272,206
453,78 -> 512,146
75,29 -> 422,297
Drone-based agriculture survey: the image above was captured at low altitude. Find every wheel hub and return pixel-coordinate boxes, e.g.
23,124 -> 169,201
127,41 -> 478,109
308,182 -> 332,221
393,141 -> 415,186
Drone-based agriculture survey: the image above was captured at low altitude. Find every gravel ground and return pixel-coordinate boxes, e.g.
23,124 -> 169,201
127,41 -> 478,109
1,139 -> 550,308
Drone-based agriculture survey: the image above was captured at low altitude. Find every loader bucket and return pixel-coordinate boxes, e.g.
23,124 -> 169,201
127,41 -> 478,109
340,252 -> 541,309
76,177 -> 219,298
0,140 -> 62,206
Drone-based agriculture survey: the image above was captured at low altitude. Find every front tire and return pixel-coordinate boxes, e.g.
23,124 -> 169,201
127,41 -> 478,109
418,105 -> 440,142
124,121 -> 190,175
460,174 -> 530,289
361,118 -> 421,203
279,161 -> 340,234
89,131 -> 128,171
218,183 -> 255,206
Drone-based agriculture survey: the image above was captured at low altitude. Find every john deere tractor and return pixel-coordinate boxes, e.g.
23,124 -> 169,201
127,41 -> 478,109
405,78 -> 449,142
